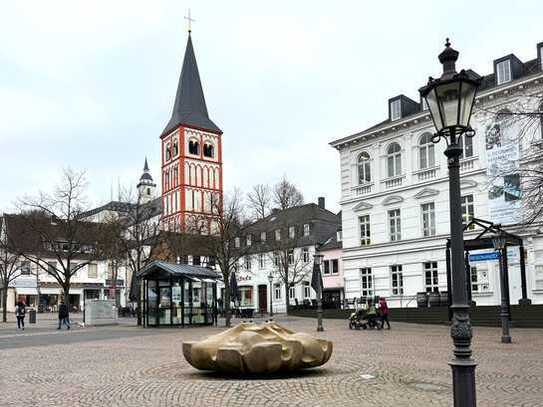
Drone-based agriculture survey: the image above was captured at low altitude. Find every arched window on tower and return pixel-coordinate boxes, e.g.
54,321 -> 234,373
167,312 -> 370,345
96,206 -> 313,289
173,140 -> 179,156
357,151 -> 371,184
386,142 -> 402,177
419,133 -> 435,169
203,143 -> 214,158
189,140 -> 200,155
165,143 -> 171,161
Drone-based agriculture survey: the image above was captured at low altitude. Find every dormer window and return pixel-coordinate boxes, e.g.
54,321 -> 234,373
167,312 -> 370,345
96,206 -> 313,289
497,60 -> 511,85
246,234 -> 252,246
390,99 -> 401,121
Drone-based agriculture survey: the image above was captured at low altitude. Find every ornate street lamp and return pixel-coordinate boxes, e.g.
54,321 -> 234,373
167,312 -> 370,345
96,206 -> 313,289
419,39 -> 481,407
312,254 -> 324,332
491,233 -> 512,343
268,272 -> 274,318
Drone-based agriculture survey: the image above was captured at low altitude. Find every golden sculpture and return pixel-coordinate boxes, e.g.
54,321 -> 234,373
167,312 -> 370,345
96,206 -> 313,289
182,322 -> 333,374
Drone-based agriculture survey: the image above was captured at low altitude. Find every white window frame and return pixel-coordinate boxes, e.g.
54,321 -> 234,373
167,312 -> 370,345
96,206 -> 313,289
458,133 -> 474,158
391,265 -> 403,295
246,235 -> 252,247
421,202 -> 436,237
359,215 -> 371,246
535,265 -> 543,290
239,286 -> 253,307
275,229 -> 281,241
259,253 -> 265,269
461,195 -> 475,230
87,263 -> 98,279
274,283 -> 281,300
424,261 -> 439,293
497,60 -> 512,85
419,133 -> 435,169
302,248 -> 310,263
388,209 -> 401,241
323,260 -> 330,275
289,286 -> 295,299
303,224 -> 310,236
273,252 -> 280,266
244,256 -> 251,271
234,237 -> 240,248
390,99 -> 401,121
303,281 -> 310,298
289,226 -> 296,239
360,267 -> 373,297
358,151 -> 371,184
260,231 -> 267,241
386,143 -> 402,177
331,259 -> 339,275
288,249 -> 294,265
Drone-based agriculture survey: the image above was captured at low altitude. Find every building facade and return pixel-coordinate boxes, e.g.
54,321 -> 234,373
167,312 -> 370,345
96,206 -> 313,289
233,199 -> 340,314
330,41 -> 543,308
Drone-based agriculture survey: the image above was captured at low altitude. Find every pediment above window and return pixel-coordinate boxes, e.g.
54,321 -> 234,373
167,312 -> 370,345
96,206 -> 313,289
382,195 -> 404,206
460,180 -> 478,189
353,201 -> 373,211
414,188 -> 440,199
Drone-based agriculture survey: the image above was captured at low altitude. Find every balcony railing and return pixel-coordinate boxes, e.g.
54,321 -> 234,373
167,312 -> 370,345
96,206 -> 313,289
352,183 -> 374,196
381,175 -> 404,189
460,156 -> 478,172
413,166 -> 439,181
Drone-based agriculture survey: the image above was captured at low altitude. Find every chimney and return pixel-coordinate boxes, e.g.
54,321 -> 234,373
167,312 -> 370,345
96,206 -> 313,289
318,197 -> 325,209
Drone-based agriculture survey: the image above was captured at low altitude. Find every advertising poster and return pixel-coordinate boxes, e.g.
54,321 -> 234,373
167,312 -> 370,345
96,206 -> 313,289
485,115 -> 522,224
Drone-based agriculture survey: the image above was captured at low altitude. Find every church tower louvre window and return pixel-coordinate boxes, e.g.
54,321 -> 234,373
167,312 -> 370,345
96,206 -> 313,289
160,30 -> 223,232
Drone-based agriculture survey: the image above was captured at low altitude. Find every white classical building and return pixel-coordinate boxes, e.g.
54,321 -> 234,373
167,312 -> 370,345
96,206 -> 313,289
330,41 -> 543,308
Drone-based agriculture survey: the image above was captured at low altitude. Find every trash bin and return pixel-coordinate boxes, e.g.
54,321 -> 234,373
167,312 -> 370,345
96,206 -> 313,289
29,309 -> 37,324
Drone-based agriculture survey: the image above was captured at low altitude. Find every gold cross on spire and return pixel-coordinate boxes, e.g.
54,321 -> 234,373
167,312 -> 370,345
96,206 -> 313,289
184,9 -> 195,33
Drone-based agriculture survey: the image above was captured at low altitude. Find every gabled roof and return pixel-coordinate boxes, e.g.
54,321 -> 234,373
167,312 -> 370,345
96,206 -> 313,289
162,34 -> 222,136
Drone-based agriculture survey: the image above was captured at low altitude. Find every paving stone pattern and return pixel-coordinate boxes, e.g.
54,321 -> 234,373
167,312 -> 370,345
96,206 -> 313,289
1,317 -> 542,406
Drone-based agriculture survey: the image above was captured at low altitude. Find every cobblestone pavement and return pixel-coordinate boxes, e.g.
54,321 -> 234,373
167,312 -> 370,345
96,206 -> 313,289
1,316 -> 542,407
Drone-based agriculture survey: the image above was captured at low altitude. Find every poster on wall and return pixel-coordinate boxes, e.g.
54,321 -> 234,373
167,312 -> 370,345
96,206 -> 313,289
485,115 -> 522,225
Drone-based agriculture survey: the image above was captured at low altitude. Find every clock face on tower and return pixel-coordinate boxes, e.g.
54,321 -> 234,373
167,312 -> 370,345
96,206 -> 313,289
160,33 -> 223,234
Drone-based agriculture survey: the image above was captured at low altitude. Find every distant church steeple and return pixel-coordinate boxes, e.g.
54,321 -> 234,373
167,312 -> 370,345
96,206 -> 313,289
137,157 -> 156,204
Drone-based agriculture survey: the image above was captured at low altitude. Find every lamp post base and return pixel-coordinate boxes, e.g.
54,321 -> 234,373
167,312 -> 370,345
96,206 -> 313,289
518,298 -> 532,306
450,358 -> 477,407
501,335 -> 512,344
317,326 -> 324,332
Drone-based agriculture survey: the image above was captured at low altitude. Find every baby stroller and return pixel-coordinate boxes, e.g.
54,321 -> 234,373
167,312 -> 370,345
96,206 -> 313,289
348,307 -> 380,330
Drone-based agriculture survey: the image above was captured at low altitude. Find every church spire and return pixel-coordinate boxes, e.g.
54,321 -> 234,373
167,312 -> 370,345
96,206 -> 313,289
161,33 -> 222,136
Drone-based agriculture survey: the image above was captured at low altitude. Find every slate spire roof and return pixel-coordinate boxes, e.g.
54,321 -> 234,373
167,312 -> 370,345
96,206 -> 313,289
162,33 -> 222,136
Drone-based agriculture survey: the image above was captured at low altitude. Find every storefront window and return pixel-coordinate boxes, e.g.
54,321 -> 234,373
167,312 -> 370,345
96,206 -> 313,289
147,281 -> 158,326
192,281 -> 204,324
172,282 -> 182,324
239,286 -> 253,307
159,281 -> 171,325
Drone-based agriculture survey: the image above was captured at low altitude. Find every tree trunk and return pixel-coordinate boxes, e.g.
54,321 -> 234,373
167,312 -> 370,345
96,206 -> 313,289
2,287 -> 7,323
63,285 -> 71,320
284,283 -> 290,315
224,286 -> 231,328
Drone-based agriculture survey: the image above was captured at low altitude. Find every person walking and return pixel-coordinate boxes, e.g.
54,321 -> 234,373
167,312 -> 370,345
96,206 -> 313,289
15,300 -> 26,330
58,300 -> 70,330
379,297 -> 391,329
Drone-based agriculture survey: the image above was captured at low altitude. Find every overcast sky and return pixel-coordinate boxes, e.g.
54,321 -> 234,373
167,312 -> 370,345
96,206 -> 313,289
1,1 -> 542,214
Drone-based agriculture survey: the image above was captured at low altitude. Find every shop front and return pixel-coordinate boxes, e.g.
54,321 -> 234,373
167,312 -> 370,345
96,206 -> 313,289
138,260 -> 219,327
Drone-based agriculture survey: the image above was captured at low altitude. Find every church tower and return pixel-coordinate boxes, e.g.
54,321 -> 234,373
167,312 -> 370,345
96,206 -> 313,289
137,158 -> 156,204
160,32 -> 223,233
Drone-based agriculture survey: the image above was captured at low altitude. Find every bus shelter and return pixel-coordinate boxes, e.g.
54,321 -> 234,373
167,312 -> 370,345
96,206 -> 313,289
138,260 -> 219,327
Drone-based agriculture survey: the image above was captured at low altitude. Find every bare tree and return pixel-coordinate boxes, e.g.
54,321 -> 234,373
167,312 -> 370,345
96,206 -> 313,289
16,169 -> 105,318
0,217 -> 23,322
119,188 -> 162,325
266,222 -> 312,314
247,184 -> 271,219
273,176 -> 304,210
200,189 -> 253,327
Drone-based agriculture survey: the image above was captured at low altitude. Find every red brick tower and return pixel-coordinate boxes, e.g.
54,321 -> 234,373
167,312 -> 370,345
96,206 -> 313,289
160,32 -> 223,233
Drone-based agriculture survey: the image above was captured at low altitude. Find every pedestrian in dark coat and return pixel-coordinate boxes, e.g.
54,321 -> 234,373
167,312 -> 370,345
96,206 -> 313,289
15,300 -> 26,330
379,297 -> 391,329
58,301 -> 70,330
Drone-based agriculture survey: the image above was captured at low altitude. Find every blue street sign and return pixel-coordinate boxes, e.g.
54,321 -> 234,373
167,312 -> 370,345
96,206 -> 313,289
469,252 -> 501,262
